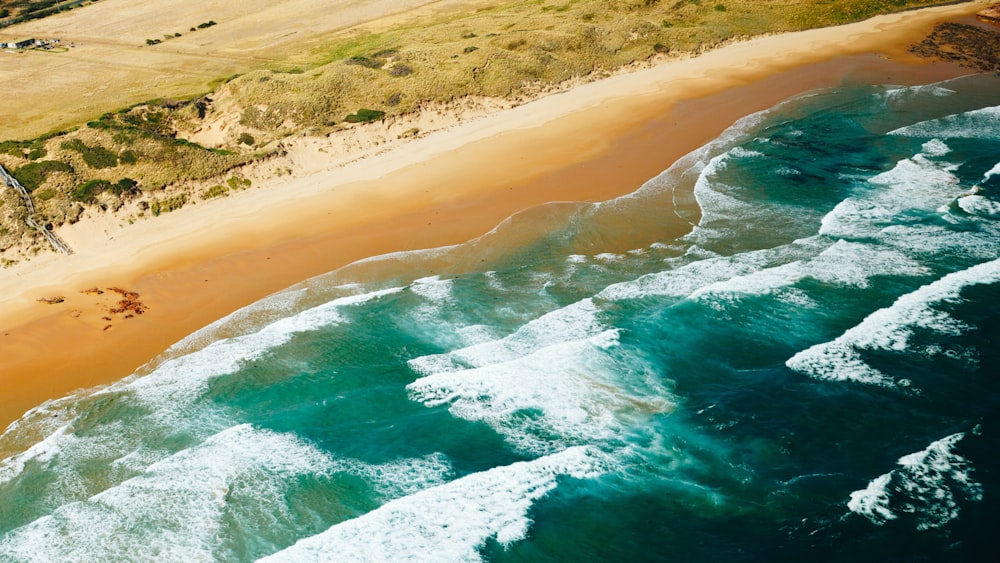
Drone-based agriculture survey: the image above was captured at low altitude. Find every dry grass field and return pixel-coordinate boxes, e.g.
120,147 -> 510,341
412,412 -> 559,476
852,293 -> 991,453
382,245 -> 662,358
0,0 -> 960,262
0,0 -> 493,140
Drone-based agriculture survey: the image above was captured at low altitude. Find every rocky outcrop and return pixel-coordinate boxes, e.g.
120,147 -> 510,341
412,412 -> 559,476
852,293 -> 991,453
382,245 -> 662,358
909,22 -> 1000,72
977,4 -> 1000,26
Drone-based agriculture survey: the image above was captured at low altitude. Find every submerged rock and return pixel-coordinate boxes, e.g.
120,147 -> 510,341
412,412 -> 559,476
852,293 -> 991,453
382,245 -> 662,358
977,4 -> 1000,26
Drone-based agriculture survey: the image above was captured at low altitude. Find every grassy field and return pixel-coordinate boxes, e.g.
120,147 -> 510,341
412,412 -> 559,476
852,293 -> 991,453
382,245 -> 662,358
0,0 -> 960,261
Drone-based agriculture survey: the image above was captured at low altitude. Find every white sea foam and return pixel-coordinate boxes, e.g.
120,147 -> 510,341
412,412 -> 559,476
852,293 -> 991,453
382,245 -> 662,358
884,85 -> 956,108
0,425 -> 333,561
848,433 -> 982,530
598,254 -> 758,302
921,139 -> 951,157
408,298 -> 604,376
786,258 -> 1000,388
820,154 -> 962,240
0,425 -> 456,561
0,288 -> 403,495
349,453 -> 454,499
691,153 -> 751,230
689,240 -> 927,303
984,161 -> 1000,182
957,194 -> 1000,218
409,330 -> 671,454
117,288 -> 402,413
729,146 -> 764,159
0,424 -> 71,486
889,105 -> 1000,139
408,276 -> 453,302
259,447 -> 607,563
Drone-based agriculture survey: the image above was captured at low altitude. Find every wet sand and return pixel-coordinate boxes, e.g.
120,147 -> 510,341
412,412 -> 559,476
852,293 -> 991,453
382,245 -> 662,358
0,2 -> 984,429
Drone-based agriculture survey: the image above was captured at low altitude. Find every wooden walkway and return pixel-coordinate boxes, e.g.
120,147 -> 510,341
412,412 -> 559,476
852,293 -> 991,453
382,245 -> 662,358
0,164 -> 74,255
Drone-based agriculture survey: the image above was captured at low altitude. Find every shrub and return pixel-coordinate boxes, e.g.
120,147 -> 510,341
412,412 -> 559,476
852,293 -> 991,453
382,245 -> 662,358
715,4 -> 726,11
463,46 -> 479,54
12,160 -> 73,191
201,184 -> 229,199
119,150 -> 138,164
345,56 -> 382,69
237,132 -> 255,146
150,193 -> 187,216
35,188 -> 56,201
26,147 -> 46,160
0,140 -> 28,157
226,176 -> 252,190
389,64 -> 413,77
505,38 -> 527,50
72,179 -> 111,203
197,20 -> 217,29
345,109 -> 386,123
111,178 -> 139,196
62,139 -> 118,169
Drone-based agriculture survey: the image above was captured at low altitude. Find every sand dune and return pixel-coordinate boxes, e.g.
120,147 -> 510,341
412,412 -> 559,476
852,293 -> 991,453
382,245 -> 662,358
0,2 -> 985,427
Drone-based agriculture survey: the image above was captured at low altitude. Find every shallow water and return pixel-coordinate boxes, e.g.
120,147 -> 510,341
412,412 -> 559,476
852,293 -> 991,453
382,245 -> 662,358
1,73 -> 998,561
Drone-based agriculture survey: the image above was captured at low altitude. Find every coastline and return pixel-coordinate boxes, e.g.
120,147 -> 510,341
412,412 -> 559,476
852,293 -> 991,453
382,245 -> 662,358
0,2 -> 986,429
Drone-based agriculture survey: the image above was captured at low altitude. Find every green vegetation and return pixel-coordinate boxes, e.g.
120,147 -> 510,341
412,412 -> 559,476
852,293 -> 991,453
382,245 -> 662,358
345,109 -> 386,123
1,139 -> 48,159
34,188 -> 56,201
111,178 -> 139,196
150,193 -> 188,216
62,138 -> 119,169
0,0 -> 958,255
201,184 -> 229,199
119,150 -> 138,165
72,179 -> 111,203
226,176 -> 251,190
11,160 -> 72,191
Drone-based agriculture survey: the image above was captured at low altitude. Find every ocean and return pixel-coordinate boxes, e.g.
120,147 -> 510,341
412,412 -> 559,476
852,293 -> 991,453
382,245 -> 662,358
1,71 -> 998,561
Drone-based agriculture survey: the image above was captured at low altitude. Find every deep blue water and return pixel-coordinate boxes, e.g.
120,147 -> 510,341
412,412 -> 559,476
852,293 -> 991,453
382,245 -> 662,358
1,73 -> 998,562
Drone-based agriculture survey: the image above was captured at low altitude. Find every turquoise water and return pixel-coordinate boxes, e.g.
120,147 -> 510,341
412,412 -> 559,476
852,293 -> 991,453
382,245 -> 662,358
2,72 -> 999,561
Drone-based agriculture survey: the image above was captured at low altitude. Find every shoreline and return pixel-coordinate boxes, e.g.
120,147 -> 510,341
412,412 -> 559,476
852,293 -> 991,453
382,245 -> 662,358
0,2 -> 986,429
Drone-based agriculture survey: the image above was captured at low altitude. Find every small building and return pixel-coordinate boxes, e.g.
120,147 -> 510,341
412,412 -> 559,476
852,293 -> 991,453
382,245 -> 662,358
10,38 -> 37,49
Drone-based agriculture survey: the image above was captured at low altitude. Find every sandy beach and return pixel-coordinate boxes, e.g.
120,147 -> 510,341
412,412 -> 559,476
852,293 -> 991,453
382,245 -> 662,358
0,2 -> 986,428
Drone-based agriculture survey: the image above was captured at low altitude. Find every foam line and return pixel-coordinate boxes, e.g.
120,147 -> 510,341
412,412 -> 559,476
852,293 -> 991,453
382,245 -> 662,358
259,447 -> 606,563
983,161 -> 1000,182
820,154 -> 962,240
689,240 -> 926,301
786,258 -> 1000,388
888,105 -> 1000,139
0,425 -> 455,560
113,287 -> 402,410
847,433 -> 982,530
0,425 -> 334,561
409,330 -> 671,455
408,298 -> 605,376
0,424 -> 71,487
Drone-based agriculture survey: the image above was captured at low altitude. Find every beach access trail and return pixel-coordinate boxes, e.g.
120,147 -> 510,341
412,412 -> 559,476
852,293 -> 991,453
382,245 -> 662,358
0,165 -> 73,256
0,1 -> 989,428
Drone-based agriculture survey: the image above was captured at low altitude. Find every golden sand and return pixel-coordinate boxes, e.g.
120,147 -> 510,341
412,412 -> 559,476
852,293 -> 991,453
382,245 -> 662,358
0,2 -> 984,427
